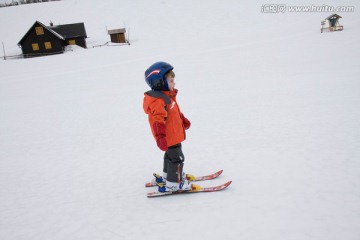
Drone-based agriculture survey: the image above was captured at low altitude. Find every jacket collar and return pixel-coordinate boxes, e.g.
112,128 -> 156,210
162,89 -> 178,98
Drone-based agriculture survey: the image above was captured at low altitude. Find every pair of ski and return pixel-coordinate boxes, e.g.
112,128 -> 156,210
146,170 -> 232,197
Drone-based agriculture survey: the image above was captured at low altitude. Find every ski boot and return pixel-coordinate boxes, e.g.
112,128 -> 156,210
156,180 -> 201,193
153,173 -> 166,184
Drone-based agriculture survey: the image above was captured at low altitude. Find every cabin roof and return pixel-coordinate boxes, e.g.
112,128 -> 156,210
325,14 -> 342,20
49,23 -> 87,38
18,21 -> 65,45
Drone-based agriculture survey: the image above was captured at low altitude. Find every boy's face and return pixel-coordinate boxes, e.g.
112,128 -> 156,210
166,76 -> 175,91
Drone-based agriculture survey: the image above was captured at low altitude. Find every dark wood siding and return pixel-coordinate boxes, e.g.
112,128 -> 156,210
20,23 -> 65,56
67,37 -> 87,48
110,33 -> 126,43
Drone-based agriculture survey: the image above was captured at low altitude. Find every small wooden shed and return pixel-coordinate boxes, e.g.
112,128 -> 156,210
108,28 -> 127,43
321,14 -> 343,33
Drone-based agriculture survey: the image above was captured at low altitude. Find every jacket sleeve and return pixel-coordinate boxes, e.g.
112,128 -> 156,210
180,112 -> 191,130
149,99 -> 167,123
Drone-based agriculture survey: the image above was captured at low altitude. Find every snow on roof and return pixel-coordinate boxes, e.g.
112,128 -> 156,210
325,14 -> 342,20
49,23 -> 87,38
18,20 -> 65,45
108,28 -> 126,35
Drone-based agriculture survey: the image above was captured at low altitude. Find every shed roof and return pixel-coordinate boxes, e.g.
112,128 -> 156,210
108,28 -> 126,35
50,23 -> 87,38
325,14 -> 342,20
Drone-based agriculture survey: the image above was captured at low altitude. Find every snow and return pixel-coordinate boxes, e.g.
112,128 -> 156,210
1,0 -> 360,239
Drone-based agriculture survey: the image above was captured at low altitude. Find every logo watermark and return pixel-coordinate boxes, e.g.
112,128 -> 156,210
261,4 -> 355,13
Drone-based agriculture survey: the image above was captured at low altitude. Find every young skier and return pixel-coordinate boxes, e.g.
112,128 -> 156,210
143,61 -> 198,192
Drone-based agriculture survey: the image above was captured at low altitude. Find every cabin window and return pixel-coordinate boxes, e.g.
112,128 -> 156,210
32,43 -> 39,51
35,27 -> 44,35
44,42 -> 52,49
68,40 -> 76,45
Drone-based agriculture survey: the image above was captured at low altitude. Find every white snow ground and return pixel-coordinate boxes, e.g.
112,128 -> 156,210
1,0 -> 360,239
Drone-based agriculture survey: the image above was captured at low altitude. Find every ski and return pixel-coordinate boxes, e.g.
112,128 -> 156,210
147,180 -> 232,197
145,170 -> 223,187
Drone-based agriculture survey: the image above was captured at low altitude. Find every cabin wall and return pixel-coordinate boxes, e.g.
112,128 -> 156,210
20,23 -> 65,56
110,33 -> 126,43
66,37 -> 87,48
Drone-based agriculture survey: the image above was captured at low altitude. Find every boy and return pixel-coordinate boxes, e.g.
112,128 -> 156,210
143,61 -> 197,192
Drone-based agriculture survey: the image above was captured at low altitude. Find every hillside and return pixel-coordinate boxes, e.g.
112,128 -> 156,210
1,1 -> 360,240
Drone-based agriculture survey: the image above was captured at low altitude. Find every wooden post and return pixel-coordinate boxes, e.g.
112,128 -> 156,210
321,21 -> 325,33
127,28 -> 130,45
328,20 -> 332,31
2,42 -> 6,60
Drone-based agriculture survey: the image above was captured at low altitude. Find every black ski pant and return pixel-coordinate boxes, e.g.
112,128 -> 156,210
163,143 -> 185,183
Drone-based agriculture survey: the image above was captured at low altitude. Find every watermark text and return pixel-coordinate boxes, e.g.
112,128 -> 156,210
261,4 -> 355,13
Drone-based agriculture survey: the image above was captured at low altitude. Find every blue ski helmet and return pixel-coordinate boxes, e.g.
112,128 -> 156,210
145,61 -> 173,91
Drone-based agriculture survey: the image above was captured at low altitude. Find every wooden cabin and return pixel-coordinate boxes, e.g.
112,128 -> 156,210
50,23 -> 87,48
321,14 -> 343,33
18,21 -> 66,57
108,28 -> 127,43
18,21 -> 87,57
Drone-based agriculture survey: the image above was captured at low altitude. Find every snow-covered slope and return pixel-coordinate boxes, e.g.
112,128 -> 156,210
1,1 -> 360,239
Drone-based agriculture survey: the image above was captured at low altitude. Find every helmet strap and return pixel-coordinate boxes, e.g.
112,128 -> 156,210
163,78 -> 169,91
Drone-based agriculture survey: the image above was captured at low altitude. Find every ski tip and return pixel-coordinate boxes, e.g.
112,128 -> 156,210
220,180 -> 232,189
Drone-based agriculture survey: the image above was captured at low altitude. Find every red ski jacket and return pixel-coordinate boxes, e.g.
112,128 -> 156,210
143,89 -> 186,147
